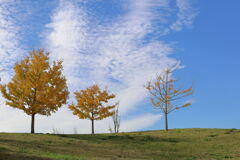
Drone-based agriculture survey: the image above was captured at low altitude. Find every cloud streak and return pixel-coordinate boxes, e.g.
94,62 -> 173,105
0,0 -> 24,82
166,0 -> 197,33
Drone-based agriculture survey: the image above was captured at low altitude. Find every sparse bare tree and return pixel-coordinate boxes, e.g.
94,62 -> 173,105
73,127 -> 78,134
108,126 -> 113,133
112,104 -> 120,133
52,128 -> 64,134
145,68 -> 193,131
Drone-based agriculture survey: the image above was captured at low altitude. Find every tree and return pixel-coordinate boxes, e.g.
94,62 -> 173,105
109,104 -> 120,133
69,84 -> 117,134
145,68 -> 193,131
112,104 -> 120,133
0,49 -> 69,134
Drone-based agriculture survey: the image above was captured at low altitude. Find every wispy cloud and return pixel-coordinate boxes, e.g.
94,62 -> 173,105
44,0 -> 93,90
0,0 -> 28,133
167,0 -> 197,32
0,0 -> 24,82
121,113 -> 162,132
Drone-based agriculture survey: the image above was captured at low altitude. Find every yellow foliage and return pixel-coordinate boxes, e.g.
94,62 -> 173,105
181,87 -> 193,94
182,103 -> 191,108
173,90 -> 178,94
69,84 -> 117,121
0,49 -> 69,116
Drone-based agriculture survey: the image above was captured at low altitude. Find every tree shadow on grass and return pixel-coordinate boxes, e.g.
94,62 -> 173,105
0,147 -> 53,160
55,134 -> 183,144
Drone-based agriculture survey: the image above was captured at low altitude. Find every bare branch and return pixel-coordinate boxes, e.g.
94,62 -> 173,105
145,67 -> 194,131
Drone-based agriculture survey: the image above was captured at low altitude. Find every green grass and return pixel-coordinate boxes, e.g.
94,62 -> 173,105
0,128 -> 239,160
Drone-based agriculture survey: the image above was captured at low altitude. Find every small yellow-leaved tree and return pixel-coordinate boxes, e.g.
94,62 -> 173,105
0,49 -> 69,133
69,84 -> 117,134
145,68 -> 193,131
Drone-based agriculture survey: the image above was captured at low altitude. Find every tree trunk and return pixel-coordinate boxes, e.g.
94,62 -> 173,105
31,113 -> 35,134
91,119 -> 94,134
165,113 -> 168,131
114,121 -> 117,133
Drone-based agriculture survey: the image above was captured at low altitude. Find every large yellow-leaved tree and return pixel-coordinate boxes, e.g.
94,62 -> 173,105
69,84 -> 117,134
145,68 -> 193,131
0,49 -> 69,133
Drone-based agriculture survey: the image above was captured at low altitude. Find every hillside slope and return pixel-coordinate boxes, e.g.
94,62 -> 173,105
0,129 -> 239,160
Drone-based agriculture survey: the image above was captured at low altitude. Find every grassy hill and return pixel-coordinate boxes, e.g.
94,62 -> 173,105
0,129 -> 239,160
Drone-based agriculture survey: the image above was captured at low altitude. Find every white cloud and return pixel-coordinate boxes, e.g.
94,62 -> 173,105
121,113 -> 162,132
0,1 -> 24,83
167,0 -> 197,32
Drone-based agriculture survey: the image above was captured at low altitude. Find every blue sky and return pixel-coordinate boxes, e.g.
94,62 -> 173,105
0,0 -> 239,133
165,0 -> 240,130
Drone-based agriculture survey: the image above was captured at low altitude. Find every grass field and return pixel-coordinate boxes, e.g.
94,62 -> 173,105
0,128 -> 239,160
